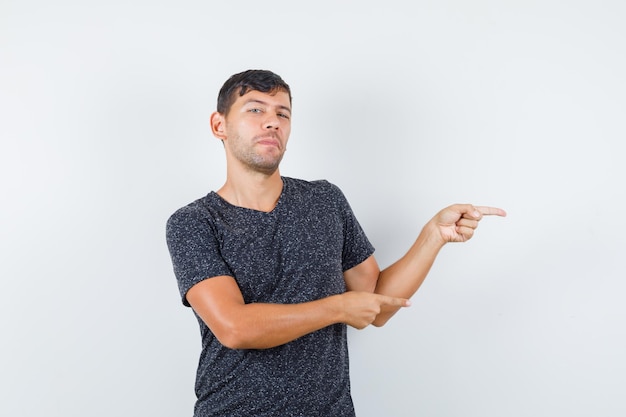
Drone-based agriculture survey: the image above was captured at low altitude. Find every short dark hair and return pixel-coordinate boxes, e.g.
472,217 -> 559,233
216,69 -> 292,115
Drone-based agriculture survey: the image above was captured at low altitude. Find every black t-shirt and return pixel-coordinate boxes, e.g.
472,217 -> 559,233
166,177 -> 374,416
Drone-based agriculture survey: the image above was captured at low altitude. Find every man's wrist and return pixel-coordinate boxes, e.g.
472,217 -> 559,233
421,221 -> 447,251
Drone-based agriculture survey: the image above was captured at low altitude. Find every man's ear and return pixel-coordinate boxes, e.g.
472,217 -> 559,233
210,112 -> 227,141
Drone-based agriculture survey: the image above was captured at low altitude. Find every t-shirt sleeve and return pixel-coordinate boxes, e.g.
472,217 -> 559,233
327,183 -> 375,271
166,205 -> 234,306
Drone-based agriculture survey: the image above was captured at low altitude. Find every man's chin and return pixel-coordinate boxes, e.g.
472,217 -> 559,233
248,161 -> 282,176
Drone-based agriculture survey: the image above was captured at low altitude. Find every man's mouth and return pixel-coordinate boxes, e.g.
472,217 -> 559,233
255,135 -> 281,149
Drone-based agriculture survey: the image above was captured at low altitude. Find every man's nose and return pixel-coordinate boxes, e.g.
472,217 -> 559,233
264,113 -> 281,129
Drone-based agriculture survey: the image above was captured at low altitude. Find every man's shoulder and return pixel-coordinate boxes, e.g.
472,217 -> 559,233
283,176 -> 341,194
166,193 -> 217,229
281,177 -> 349,213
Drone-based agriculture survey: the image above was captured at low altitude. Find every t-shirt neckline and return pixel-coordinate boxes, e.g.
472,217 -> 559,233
209,177 -> 287,215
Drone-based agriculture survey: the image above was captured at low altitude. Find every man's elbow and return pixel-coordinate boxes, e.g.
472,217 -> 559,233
213,320 -> 255,350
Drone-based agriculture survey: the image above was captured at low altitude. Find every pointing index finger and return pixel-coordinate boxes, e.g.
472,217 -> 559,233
475,206 -> 507,217
379,295 -> 412,307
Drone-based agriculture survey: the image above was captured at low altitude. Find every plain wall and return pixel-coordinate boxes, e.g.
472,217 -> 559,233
1,1 -> 624,416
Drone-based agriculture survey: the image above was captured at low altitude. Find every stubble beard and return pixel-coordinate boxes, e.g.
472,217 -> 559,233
232,136 -> 285,176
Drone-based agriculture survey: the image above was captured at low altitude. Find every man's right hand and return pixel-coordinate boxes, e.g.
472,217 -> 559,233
337,291 -> 411,329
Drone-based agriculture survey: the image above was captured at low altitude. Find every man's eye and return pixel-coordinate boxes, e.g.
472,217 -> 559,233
249,108 -> 262,113
278,113 -> 290,119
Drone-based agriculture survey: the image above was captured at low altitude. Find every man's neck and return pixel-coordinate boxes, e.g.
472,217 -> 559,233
217,170 -> 283,213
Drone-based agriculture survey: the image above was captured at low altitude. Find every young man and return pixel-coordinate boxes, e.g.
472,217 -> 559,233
166,69 -> 506,416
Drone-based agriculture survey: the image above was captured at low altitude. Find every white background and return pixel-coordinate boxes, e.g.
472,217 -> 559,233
2,1 -> 624,416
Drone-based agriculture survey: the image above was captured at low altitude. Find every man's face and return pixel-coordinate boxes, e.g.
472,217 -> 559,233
218,89 -> 292,175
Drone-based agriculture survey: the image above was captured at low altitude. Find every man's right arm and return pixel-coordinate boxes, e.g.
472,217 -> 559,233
186,276 -> 410,350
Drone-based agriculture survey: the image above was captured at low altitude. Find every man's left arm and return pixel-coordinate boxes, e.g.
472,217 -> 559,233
344,204 -> 506,327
